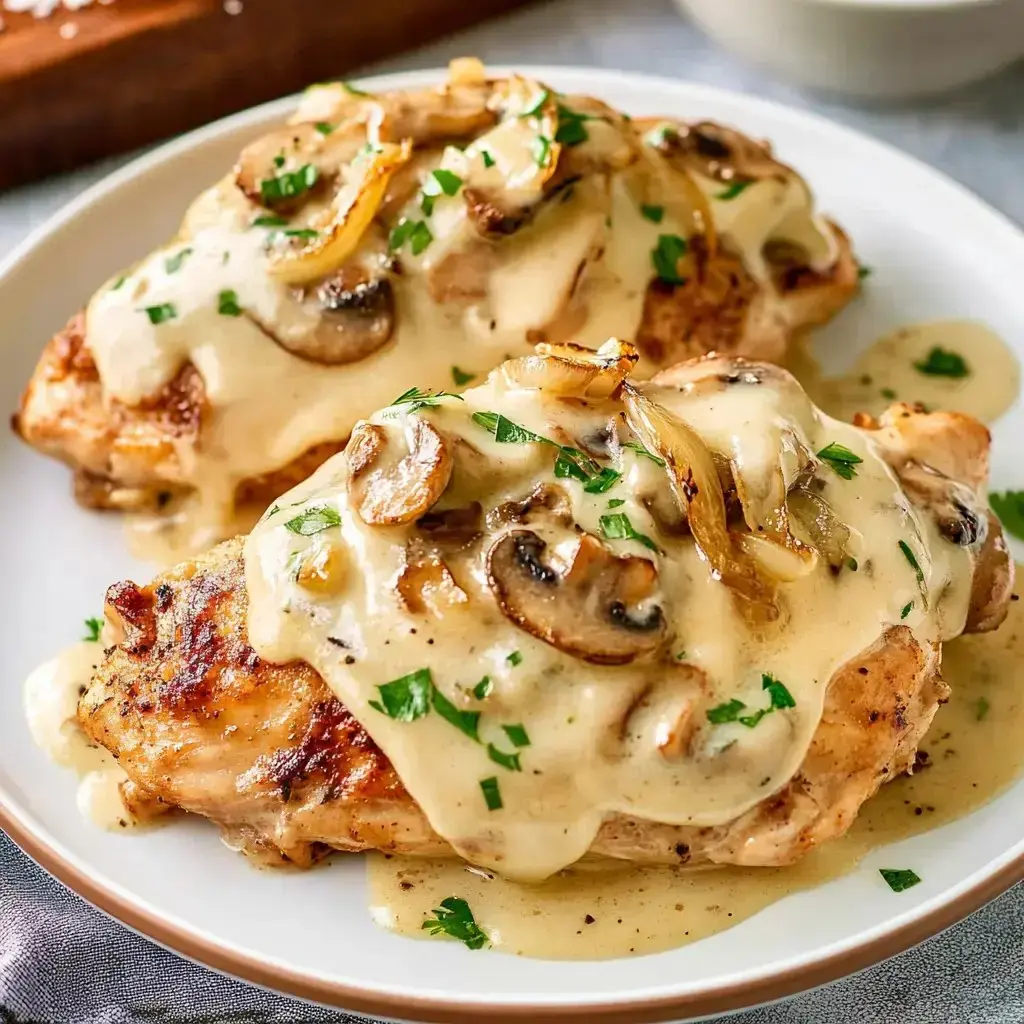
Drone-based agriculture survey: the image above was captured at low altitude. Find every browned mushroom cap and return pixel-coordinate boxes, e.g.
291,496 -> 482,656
640,119 -> 788,185
396,541 -> 468,615
347,418 -> 453,525
374,82 -> 498,146
235,122 -> 364,210
487,530 -> 666,665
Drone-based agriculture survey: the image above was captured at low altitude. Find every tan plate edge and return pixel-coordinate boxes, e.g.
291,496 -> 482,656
2,804 -> 1023,1022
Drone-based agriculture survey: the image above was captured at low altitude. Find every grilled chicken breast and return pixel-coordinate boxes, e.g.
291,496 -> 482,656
78,351 -> 1011,873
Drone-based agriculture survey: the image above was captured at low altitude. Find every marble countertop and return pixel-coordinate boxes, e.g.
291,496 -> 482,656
0,1 -> 1021,1022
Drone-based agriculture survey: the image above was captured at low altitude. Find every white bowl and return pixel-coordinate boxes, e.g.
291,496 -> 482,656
676,0 -> 1024,100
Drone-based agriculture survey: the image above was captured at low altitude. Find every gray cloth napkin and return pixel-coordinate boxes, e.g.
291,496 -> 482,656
2,1 -> 1023,1021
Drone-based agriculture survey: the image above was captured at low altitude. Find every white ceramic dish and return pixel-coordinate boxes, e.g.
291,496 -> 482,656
676,0 -> 1024,100
1,67 -> 1024,1023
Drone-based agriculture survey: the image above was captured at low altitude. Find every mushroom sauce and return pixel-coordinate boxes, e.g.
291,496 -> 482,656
244,345 -> 977,881
82,61 -> 842,560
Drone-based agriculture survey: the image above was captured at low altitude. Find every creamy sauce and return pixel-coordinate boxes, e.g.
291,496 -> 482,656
81,70 -> 842,561
792,320 -> 1019,426
368,580 -> 1024,958
23,640 -> 140,831
245,353 -> 975,881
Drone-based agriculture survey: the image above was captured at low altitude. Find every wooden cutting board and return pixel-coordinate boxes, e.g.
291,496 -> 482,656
0,0 -> 536,192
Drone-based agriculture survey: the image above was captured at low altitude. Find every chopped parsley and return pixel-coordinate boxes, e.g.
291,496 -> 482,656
473,411 -> 548,445
487,743 -> 522,772
989,491 -> 1024,541
313,121 -> 335,136
880,387 -> 898,400
388,217 -> 433,255
82,617 -> 103,642
421,169 -> 463,215
532,134 -> 553,168
582,467 -> 622,494
163,247 -> 192,274
640,204 -> 664,224
716,180 -> 752,201
252,214 -> 289,228
858,265 -> 873,281
387,386 -> 463,414
432,685 -> 481,742
341,80 -> 370,96
651,234 -> 687,286
283,504 -> 341,536
218,289 -> 243,317
879,868 -> 921,893
259,163 -> 319,205
519,88 -> 550,118
817,442 -> 863,481
480,776 -> 503,811
898,540 -> 925,586
273,153 -> 285,168
553,446 -> 601,484
368,668 -> 432,722
369,667 -> 480,741
607,498 -> 626,509
554,103 -> 592,146
976,696 -> 991,721
900,601 -> 914,620
451,366 -> 476,386
142,303 -> 176,325
502,723 -> 531,748
706,673 -> 795,728
472,677 -> 493,700
599,512 -> 657,552
622,441 -> 666,467
507,650 -> 523,667
481,149 -> 496,169
644,123 -> 675,148
675,650 -> 687,661
110,275 -> 126,291
914,346 -> 969,379
422,897 -> 488,949
847,557 -> 859,572
270,227 -> 320,242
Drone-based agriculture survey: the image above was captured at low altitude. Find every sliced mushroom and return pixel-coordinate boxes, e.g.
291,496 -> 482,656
396,542 -> 468,616
304,269 -> 395,365
488,483 -> 574,531
416,504 -> 483,548
894,461 -> 986,548
347,418 -> 453,526
487,530 -> 666,665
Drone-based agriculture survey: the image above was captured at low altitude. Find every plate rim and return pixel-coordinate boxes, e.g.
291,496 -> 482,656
3,63 -> 1024,1022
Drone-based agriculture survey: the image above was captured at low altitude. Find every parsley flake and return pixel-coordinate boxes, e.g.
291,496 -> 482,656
259,164 -> 319,205
976,696 -> 991,721
283,505 -> 341,536
640,204 -> 664,224
432,685 -> 481,742
914,346 -> 969,379
900,601 -> 914,620
487,744 -> 522,772
532,134 -> 553,168
341,81 -> 370,97
880,387 -> 898,400
472,677 -> 493,700
110,275 -> 126,291
858,265 -> 873,281
142,303 -> 176,325
507,650 -> 523,667
989,491 -> 1024,541
218,289 -> 242,317
451,366 -> 476,386
706,673 -> 795,728
163,248 -> 192,274
716,180 -> 752,201
651,234 -> 688,285
368,668 -> 432,722
83,617 -> 103,642
502,723 -> 531,748
314,121 -> 335,136
422,897 -> 488,949
899,540 -> 925,586
481,149 -> 496,169
599,512 -> 657,552
388,386 -> 463,414
622,441 -> 666,467
421,169 -> 463,215
252,215 -> 289,228
480,776 -> 503,811
554,103 -> 592,146
817,442 -> 863,480
879,868 -> 921,893
519,88 -> 550,118
607,498 -> 626,509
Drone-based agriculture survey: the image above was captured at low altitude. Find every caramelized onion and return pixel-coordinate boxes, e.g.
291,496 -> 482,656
787,486 -> 852,571
621,383 -> 777,618
269,141 -> 411,286
502,339 -> 639,399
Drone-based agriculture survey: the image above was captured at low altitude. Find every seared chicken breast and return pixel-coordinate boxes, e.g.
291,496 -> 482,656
79,346 -> 1010,876
14,60 -> 857,549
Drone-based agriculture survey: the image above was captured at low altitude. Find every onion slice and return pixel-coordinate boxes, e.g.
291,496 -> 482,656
621,382 -> 777,620
269,140 -> 411,286
502,339 -> 639,399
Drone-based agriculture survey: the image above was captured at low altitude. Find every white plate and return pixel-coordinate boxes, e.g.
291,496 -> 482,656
1,67 -> 1023,1023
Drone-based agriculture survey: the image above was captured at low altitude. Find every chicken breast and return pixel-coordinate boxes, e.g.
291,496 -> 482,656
14,63 -> 857,543
78,351 -> 1011,873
